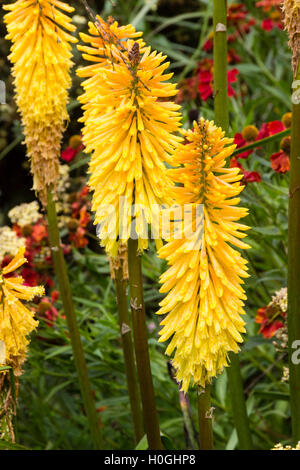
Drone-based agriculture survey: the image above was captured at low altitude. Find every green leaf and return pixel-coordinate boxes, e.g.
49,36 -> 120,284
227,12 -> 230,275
215,371 -> 228,407
135,434 -> 148,450
160,432 -> 176,450
254,391 -> 289,401
0,440 -> 30,450
242,336 -> 270,351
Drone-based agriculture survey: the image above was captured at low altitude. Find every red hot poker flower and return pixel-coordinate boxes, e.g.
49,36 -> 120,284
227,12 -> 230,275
270,151 -> 290,173
256,307 -> 283,338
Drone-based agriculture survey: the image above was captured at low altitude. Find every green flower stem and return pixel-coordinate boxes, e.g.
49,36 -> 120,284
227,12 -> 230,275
213,0 -> 253,450
288,63 -> 300,445
46,186 -> 103,450
114,266 -> 144,444
127,238 -> 162,450
0,371 -> 15,443
0,135 -> 23,162
226,354 -> 253,449
168,364 -> 198,449
232,129 -> 290,157
213,0 -> 229,133
197,386 -> 213,450
179,391 -> 199,450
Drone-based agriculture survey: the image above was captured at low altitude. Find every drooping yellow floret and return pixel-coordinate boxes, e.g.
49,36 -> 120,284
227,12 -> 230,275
4,0 -> 77,204
157,118 -> 250,392
0,247 -> 44,375
77,15 -> 145,79
77,17 -> 182,256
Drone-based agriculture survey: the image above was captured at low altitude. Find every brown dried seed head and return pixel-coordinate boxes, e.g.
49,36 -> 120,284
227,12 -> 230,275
128,42 -> 140,67
281,112 -> 292,128
280,136 -> 291,154
241,125 -> 259,142
282,1 -> 300,76
107,16 -> 115,25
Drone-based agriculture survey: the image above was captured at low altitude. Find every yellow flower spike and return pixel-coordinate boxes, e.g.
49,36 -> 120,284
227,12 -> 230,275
157,119 -> 250,392
77,16 -> 182,255
4,0 -> 77,205
0,247 -> 44,375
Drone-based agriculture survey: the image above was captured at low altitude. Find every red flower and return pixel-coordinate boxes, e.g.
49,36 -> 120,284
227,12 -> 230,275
203,38 -> 213,52
227,4 -> 248,26
61,135 -> 84,163
32,222 -> 48,243
233,133 -> 253,159
268,120 -> 285,135
256,120 -> 285,140
230,157 -> 261,184
62,244 -> 72,256
20,266 -> 39,287
80,186 -> 90,198
256,0 -> 282,12
227,48 -> 241,64
230,157 -> 243,169
227,68 -> 239,97
39,297 -> 59,327
79,206 -> 91,227
270,151 -> 290,173
257,122 -> 269,140
243,171 -> 262,183
256,307 -> 283,339
69,227 -> 89,248
242,18 -> 256,34
261,18 -> 273,31
51,290 -> 60,303
198,70 -> 214,101
61,147 -> 77,162
1,255 -> 12,270
197,65 -> 239,101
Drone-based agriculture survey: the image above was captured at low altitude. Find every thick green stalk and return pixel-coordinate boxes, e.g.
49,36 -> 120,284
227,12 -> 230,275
197,386 -> 213,450
46,186 -> 103,450
127,238 -> 162,450
226,354 -> 253,449
114,267 -> 144,444
232,129 -> 290,157
0,373 -> 15,442
288,64 -> 300,445
213,0 -> 229,132
213,0 -> 253,450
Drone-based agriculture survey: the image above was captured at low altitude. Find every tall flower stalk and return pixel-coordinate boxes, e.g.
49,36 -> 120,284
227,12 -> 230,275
0,248 -> 44,442
78,15 -> 182,449
157,119 -> 250,450
4,1 -> 102,449
47,190 -> 103,448
213,0 -> 253,450
109,244 -> 144,444
282,0 -> 300,444
128,238 -> 162,449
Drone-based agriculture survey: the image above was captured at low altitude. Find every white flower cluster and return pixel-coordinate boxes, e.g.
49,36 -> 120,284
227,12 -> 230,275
281,366 -> 289,383
57,164 -> 71,196
272,441 -> 300,450
8,200 -> 41,227
56,165 -> 72,229
0,226 -> 26,263
72,14 -> 87,25
270,287 -> 287,313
